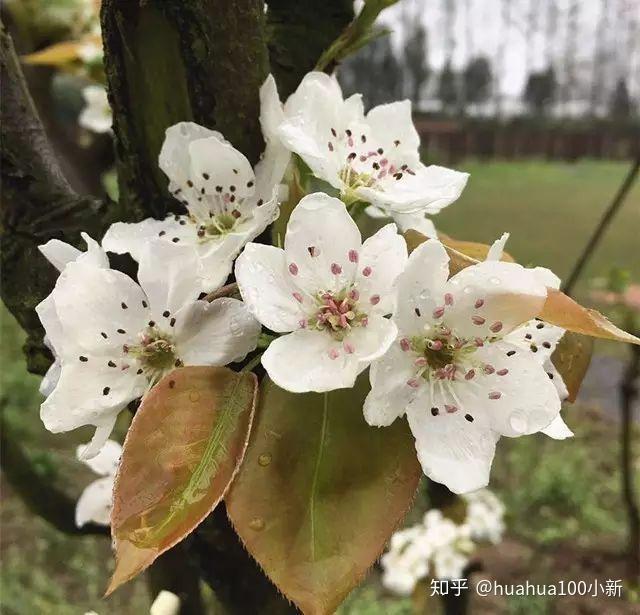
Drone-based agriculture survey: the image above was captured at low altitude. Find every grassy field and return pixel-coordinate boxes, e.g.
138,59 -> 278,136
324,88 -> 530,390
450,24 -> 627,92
1,159 -> 639,614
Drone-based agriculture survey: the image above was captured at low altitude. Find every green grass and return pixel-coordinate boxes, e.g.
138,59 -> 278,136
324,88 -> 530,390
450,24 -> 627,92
435,160 -> 640,302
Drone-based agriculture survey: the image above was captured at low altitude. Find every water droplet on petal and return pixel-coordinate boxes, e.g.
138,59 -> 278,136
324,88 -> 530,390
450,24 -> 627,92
189,391 -> 200,402
509,412 -> 527,434
258,453 -> 272,466
249,517 -> 265,531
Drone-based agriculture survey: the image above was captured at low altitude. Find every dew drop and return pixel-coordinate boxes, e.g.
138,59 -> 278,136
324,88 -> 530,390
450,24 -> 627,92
189,391 -> 200,402
489,277 -> 501,285
249,517 -> 265,531
258,453 -> 272,466
509,412 -> 527,434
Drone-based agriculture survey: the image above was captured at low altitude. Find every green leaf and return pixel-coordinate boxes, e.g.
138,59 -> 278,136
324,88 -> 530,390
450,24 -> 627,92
315,0 -> 400,71
106,366 -> 257,594
226,374 -> 422,615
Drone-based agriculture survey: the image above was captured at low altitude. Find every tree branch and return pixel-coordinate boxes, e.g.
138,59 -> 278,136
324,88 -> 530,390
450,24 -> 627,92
0,21 -> 120,375
267,0 -> 354,98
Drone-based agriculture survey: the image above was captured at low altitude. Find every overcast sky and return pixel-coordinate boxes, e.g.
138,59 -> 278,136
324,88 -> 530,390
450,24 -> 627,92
375,0 -> 640,100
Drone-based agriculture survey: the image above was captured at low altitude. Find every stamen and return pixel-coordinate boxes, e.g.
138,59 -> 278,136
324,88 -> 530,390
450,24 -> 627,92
348,249 -> 359,263
472,315 -> 486,325
488,391 -> 502,400
331,263 -> 342,275
288,263 -> 299,275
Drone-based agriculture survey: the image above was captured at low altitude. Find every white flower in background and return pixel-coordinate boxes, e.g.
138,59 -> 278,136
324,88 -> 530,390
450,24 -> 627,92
37,238 -> 260,458
364,237 -> 562,493
103,75 -> 290,293
277,72 -> 468,214
380,526 -> 431,595
236,192 -> 407,393
462,488 -> 506,544
79,85 -> 112,134
75,439 -> 121,527
38,233 -> 110,397
150,590 -> 181,615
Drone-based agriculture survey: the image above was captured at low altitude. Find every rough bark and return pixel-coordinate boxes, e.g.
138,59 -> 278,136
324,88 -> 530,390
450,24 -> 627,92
267,0 -> 354,98
101,0 -> 269,220
0,22 -> 120,375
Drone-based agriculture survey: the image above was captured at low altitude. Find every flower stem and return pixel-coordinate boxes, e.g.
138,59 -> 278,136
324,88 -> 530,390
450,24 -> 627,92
562,156 -> 639,297
204,282 -> 239,303
241,352 -> 264,373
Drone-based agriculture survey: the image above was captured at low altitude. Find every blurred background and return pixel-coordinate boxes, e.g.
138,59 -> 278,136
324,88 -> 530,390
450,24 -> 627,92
1,0 -> 639,613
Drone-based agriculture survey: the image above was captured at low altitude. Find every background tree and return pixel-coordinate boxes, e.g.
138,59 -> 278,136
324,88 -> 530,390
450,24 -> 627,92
610,77 -> 632,120
403,22 -> 430,107
437,61 -> 458,114
523,68 -> 557,116
462,55 -> 492,107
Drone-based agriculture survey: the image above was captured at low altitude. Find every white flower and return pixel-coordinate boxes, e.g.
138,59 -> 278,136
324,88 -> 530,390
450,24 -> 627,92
462,488 -> 505,544
381,526 -> 431,595
364,238 -> 562,493
103,75 -> 290,294
38,233 -> 110,396
235,192 -> 407,393
75,439 -> 121,527
77,38 -> 103,64
37,238 -> 260,458
79,85 -> 112,134
277,72 -> 468,214
150,590 -> 181,615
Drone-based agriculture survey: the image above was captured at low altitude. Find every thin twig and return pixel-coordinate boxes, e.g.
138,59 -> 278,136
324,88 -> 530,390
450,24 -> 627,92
620,343 -> 640,581
563,156 -> 640,297
204,282 -> 239,303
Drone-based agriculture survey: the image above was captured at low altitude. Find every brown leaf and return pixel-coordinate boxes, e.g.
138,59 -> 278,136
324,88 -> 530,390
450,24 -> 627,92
226,375 -> 422,615
551,332 -> 594,403
541,288 -> 640,346
22,35 -> 101,66
106,366 -> 257,595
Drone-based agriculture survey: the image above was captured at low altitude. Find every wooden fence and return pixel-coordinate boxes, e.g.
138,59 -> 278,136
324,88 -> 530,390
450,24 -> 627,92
414,118 -> 640,163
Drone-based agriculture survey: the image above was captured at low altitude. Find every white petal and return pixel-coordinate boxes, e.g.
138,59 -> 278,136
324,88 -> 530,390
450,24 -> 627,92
406,388 -> 499,494
261,330 -> 361,393
357,164 -> 469,214
348,314 -> 397,363
461,341 -> 562,436
444,260 -> 548,339
79,415 -> 119,461
278,73 -> 361,187
77,438 -> 122,476
254,75 -> 290,202
36,294 -> 69,358
39,240 -> 81,271
365,100 -> 420,157
541,414 -> 574,439
392,212 -> 438,238
532,266 -> 561,290
159,122 -> 222,190
284,193 -> 361,293
364,205 -> 390,220
39,233 -> 108,272
137,240 -> 203,320
102,217 -> 194,261
235,243 -> 303,333
75,476 -> 114,527
188,135 -> 256,202
394,239 -> 450,334
41,362 -> 143,433
364,339 -> 420,427
503,319 -> 566,364
486,232 -> 510,261
52,262 -> 148,355
176,298 -> 260,366
40,358 -> 61,397
355,223 -> 407,314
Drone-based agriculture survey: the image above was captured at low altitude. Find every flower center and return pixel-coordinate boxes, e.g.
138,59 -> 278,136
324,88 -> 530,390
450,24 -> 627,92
125,327 -> 180,384
306,288 -> 368,341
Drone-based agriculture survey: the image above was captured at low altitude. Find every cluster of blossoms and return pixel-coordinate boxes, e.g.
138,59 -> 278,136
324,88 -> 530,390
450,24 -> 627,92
381,489 -> 506,596
39,70 -> 574,497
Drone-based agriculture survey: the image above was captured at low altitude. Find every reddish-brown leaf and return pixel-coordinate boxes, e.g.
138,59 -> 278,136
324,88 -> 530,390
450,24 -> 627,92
226,375 -> 422,615
551,331 -> 594,402
106,366 -> 257,594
